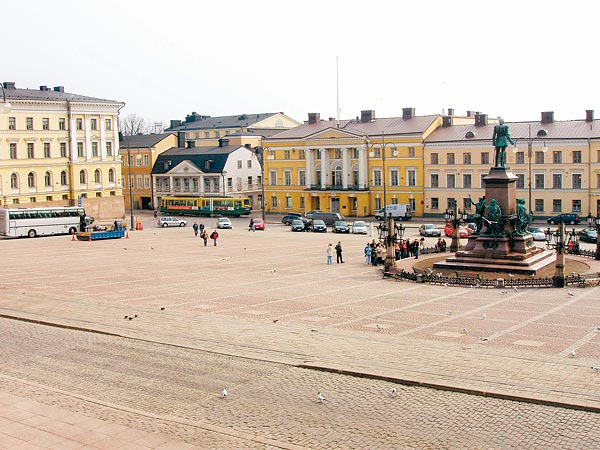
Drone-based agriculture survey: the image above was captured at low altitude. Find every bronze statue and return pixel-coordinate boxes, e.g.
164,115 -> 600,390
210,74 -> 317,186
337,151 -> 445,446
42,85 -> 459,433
492,118 -> 515,168
514,198 -> 530,236
482,198 -> 504,236
466,195 -> 486,233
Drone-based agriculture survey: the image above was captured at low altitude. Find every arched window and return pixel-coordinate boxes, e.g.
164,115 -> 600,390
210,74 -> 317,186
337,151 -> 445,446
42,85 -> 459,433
60,170 -> 68,185
331,163 -> 343,187
108,168 -> 115,183
10,173 -> 18,189
79,170 -> 87,184
94,169 -> 101,183
45,171 -> 52,187
28,172 -> 36,188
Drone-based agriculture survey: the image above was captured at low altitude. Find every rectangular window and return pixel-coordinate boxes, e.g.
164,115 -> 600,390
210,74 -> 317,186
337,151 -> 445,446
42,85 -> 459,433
92,142 -> 99,157
598,173 -> 600,189
447,198 -> 456,209
42,118 -> 50,130
9,142 -> 17,159
573,151 -> 582,164
552,173 -> 562,189
286,196 -> 292,209
535,151 -> 544,164
271,196 -> 277,208
447,153 -> 455,165
553,199 -> 562,212
44,142 -> 51,158
203,178 -> 210,191
27,142 -> 34,158
409,198 -> 416,211
534,174 -> 544,189
446,173 -> 456,188
431,153 -> 438,165
430,174 -> 439,188
59,118 -> 66,130
299,149 -> 306,160
431,198 -> 439,209
237,160 -> 242,169
372,148 -> 380,158
76,118 -> 83,130
247,160 -> 252,169
8,117 -> 15,130
143,154 -> 149,166
408,147 -> 415,158
553,151 -> 562,164
481,152 -> 490,165
204,132 -> 210,138
299,170 -> 306,186
515,152 -> 524,164
373,170 -> 382,186
106,142 -> 113,156
215,131 -> 220,138
269,170 -> 277,186
284,170 -> 292,186
374,198 -> 382,211
334,149 -> 342,159
390,169 -> 399,186
136,155 -> 142,166
572,173 -> 582,189
91,118 -> 97,130
463,153 -> 471,164
77,142 -> 84,158
407,169 -> 416,187
247,176 -> 252,188
137,175 -> 143,189
516,174 -> 525,189
300,196 -> 305,209
105,118 -> 112,130
572,199 -> 582,212
26,117 -> 33,130
463,174 -> 472,188
284,150 -> 291,160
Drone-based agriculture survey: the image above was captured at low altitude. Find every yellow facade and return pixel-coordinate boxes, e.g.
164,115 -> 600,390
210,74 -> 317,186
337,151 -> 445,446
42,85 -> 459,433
0,83 -> 125,219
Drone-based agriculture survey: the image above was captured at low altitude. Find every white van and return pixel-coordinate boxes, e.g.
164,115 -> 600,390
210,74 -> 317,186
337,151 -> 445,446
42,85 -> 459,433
375,204 -> 412,221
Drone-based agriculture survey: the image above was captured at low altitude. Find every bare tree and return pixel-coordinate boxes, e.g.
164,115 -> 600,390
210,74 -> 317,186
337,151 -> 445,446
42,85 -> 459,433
119,113 -> 150,136
151,121 -> 167,134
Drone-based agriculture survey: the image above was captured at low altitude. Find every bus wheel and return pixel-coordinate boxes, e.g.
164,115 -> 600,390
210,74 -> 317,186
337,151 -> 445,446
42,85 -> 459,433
28,229 -> 37,238
69,227 -> 77,235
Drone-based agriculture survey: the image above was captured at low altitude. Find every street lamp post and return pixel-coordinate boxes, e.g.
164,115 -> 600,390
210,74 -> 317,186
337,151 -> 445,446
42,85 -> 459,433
254,147 -> 274,222
512,124 -> 548,217
587,213 -> 600,260
545,219 -> 567,288
126,149 -> 141,231
0,82 -> 12,114
445,205 -> 468,252
377,220 -> 405,272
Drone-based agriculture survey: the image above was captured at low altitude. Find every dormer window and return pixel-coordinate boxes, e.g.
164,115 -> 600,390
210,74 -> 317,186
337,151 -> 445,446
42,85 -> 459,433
205,160 -> 212,170
536,129 -> 548,137
465,131 -> 476,139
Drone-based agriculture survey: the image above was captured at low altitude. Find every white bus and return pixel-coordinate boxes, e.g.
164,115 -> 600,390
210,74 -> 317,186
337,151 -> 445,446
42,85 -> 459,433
0,207 -> 91,238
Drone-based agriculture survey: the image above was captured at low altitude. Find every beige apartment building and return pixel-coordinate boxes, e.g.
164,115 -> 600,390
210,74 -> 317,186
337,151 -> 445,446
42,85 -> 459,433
0,82 -> 125,219
423,111 -> 600,219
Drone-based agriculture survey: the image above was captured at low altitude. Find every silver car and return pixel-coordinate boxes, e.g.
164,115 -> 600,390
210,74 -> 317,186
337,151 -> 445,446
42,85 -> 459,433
352,221 -> 368,234
419,224 -> 441,237
157,216 -> 187,227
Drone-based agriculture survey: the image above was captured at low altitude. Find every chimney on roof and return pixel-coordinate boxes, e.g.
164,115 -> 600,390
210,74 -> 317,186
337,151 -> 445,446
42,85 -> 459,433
308,113 -> 320,124
186,140 -> 195,148
39,85 -> 49,91
3,82 -> 16,89
474,113 -> 488,126
360,110 -> 375,123
170,119 -> 182,129
541,111 -> 554,124
402,108 -> 415,120
466,110 -> 474,117
53,86 -> 64,92
442,116 -> 452,127
177,131 -> 185,148
328,117 -> 335,121
218,138 -> 229,147
586,110 -> 594,122
244,143 -> 251,149
447,108 -> 454,116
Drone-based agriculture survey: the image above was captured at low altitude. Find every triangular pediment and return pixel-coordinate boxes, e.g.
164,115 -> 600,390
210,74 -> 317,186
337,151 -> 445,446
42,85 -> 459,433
166,160 -> 204,175
306,127 -> 363,141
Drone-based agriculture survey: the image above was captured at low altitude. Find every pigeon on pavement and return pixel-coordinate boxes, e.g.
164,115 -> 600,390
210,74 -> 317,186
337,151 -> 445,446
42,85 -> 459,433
317,392 -> 326,403
221,388 -> 228,398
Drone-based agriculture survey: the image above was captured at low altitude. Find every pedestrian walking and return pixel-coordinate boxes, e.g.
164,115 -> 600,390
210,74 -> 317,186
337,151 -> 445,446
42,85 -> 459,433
364,243 -> 372,264
193,222 -> 199,237
371,244 -> 378,266
199,222 -> 205,234
210,230 -> 219,246
200,229 -> 208,246
326,243 -> 333,265
335,241 -> 344,263
249,218 -> 255,232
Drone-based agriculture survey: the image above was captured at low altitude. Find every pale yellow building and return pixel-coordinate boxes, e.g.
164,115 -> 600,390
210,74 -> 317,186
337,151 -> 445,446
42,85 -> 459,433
0,82 -> 125,219
423,111 -> 600,219
262,109 -> 441,218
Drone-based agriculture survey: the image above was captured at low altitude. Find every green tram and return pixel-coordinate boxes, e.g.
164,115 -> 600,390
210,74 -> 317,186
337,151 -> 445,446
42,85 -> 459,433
160,197 -> 252,217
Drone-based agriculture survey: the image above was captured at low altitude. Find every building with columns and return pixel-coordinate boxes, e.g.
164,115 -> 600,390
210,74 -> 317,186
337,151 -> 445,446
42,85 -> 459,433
261,109 -> 443,218
0,82 -> 125,219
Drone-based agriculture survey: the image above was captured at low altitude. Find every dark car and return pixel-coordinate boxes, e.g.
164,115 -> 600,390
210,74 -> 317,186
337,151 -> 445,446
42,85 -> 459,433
578,228 -> 598,243
311,219 -> 327,232
547,213 -> 580,225
333,220 -> 350,233
290,219 -> 306,232
282,213 -> 302,225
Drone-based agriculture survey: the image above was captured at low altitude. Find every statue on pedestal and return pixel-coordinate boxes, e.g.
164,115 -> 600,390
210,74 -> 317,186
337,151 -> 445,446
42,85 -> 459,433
466,195 -> 486,233
514,198 -> 531,236
492,118 -> 515,168
482,198 -> 505,236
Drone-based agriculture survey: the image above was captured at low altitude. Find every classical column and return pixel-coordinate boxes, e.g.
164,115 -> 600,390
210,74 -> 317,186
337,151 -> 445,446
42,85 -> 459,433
342,147 -> 349,189
321,148 -> 328,189
305,149 -> 313,188
85,114 -> 92,161
358,146 -> 367,189
100,114 -> 107,161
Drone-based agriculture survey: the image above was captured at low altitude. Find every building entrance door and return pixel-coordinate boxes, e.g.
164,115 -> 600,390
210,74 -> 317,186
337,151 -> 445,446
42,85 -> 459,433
331,198 -> 340,213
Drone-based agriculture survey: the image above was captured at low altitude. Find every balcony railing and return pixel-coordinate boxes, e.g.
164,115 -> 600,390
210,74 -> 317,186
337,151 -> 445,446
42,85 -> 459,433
306,184 -> 369,191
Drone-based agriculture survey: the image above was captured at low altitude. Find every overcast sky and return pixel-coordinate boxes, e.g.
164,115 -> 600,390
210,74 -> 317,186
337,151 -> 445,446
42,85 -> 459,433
4,0 -> 598,126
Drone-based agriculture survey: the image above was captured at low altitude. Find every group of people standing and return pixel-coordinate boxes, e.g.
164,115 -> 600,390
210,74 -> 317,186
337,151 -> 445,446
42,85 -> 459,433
192,221 -> 219,246
364,238 -> 429,265
326,242 -> 345,264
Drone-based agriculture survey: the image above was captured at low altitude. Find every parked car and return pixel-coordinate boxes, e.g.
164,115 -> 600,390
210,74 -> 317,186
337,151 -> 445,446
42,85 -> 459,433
305,210 -> 321,219
465,223 -> 478,234
352,221 -> 368,234
311,212 -> 343,225
419,224 -> 441,237
290,219 -> 306,232
251,218 -> 265,230
528,227 -> 546,241
157,216 -> 187,227
217,217 -> 232,229
281,213 -> 302,225
547,213 -> 581,225
333,220 -> 350,233
444,223 -> 471,238
578,228 -> 598,243
310,219 -> 327,232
